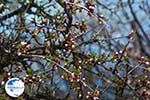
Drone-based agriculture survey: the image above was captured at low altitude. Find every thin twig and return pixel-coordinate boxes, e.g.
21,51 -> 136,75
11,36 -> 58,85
127,64 -> 141,75
20,54 -> 94,91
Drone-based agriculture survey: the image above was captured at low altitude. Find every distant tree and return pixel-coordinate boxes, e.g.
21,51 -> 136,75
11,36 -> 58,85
0,0 -> 150,100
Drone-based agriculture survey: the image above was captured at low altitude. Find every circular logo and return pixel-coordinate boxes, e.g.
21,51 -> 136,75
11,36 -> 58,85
5,78 -> 25,97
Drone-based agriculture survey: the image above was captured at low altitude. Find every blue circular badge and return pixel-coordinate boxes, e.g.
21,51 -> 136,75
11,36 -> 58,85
5,78 -> 25,97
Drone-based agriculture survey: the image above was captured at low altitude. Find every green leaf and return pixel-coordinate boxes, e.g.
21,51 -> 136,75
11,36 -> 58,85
66,60 -> 73,65
0,94 -> 8,100
27,68 -> 33,74
90,0 -> 96,3
70,67 -> 80,75
116,65 -> 124,71
41,74 -> 46,78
